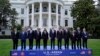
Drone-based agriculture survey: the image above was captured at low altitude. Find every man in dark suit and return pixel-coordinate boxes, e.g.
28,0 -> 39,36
35,28 -> 41,49
63,28 -> 70,49
20,27 -> 27,50
42,28 -> 48,49
82,28 -> 88,49
71,29 -> 76,49
57,28 -> 63,50
27,28 -> 34,50
76,27 -> 82,49
49,28 -> 56,49
11,28 -> 20,50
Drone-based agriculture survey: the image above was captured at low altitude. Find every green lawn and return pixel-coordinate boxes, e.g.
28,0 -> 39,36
0,39 -> 100,56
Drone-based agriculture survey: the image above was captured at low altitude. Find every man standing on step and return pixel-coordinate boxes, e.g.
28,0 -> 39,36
49,28 -> 56,49
42,28 -> 48,49
76,27 -> 82,49
57,27 -> 63,50
35,28 -> 41,49
11,28 -> 20,50
63,27 -> 70,49
20,27 -> 27,50
27,28 -> 34,50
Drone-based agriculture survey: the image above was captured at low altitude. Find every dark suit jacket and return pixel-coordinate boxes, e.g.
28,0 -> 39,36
35,30 -> 41,40
20,32 -> 27,41
63,30 -> 70,40
28,30 -> 34,39
57,31 -> 63,39
75,30 -> 82,40
82,32 -> 88,39
42,31 -> 48,40
49,29 -> 56,40
70,32 -> 76,42
11,31 -> 19,40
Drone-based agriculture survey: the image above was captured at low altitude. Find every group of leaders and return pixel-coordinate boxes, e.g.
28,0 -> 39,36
11,27 -> 89,50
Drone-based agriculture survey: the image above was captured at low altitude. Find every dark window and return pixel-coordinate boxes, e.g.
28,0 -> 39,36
73,20 -> 76,27
43,7 -> 47,12
52,19 -> 53,26
65,20 -> 68,26
36,19 -> 38,27
29,19 -> 31,26
52,8 -> 56,13
21,19 -> 23,26
29,9 -> 32,14
21,8 -> 24,14
65,10 -> 67,15
58,19 -> 60,26
35,8 -> 39,12
43,18 -> 47,26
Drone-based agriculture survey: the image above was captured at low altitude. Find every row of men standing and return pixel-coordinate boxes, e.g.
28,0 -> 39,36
11,27 -> 89,50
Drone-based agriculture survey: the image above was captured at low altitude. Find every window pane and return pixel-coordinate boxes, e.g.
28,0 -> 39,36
21,19 -> 24,26
65,20 -> 68,26
43,18 -> 47,26
21,8 -> 24,14
65,10 -> 67,15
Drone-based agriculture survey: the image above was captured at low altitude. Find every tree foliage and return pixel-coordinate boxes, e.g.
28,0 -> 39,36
0,0 -> 17,29
71,0 -> 98,27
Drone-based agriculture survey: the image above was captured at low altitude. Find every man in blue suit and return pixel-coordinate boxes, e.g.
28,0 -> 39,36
20,28 -> 27,50
49,28 -> 56,49
82,28 -> 89,49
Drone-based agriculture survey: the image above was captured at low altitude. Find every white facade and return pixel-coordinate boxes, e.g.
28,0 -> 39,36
9,0 -> 98,30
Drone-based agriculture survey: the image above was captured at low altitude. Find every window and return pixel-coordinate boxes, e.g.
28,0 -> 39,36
73,20 -> 76,27
51,19 -> 53,26
43,18 -> 47,26
35,8 -> 39,12
21,19 -> 24,26
58,19 -> 60,26
29,19 -> 31,26
43,7 -> 47,12
13,8 -> 16,11
65,10 -> 68,15
29,9 -> 32,14
52,8 -> 56,13
36,19 -> 38,27
65,20 -> 68,26
21,8 -> 24,14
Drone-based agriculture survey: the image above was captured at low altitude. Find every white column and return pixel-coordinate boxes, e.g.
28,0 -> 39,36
68,10 -> 73,28
48,2 -> 51,29
61,6 -> 63,27
26,5 -> 29,27
31,4 -> 34,28
39,2 -> 42,28
56,4 -> 59,29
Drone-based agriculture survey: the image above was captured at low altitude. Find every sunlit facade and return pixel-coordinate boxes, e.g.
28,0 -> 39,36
9,0 -> 98,30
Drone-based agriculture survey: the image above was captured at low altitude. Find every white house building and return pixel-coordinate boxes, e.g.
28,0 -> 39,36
9,0 -> 98,30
